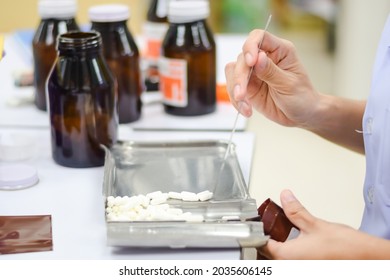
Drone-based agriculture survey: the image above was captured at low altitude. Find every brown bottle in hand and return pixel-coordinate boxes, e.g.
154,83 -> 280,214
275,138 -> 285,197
89,4 -> 142,124
46,32 -> 118,168
256,198 -> 300,259
32,0 -> 79,111
161,0 -> 216,116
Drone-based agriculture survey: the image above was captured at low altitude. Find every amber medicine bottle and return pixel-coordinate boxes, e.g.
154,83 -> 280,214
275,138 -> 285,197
32,0 -> 79,111
46,32 -> 118,168
143,0 -> 170,92
89,4 -> 142,124
257,198 -> 300,259
161,0 -> 216,116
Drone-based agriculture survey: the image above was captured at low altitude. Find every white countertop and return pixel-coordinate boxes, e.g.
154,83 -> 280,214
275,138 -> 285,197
0,127 -> 255,260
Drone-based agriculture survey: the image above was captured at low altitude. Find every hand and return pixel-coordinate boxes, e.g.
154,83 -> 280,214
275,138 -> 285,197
225,30 -> 320,128
258,190 -> 386,260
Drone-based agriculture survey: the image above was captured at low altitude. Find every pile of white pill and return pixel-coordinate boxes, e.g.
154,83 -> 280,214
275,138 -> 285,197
105,190 -> 213,222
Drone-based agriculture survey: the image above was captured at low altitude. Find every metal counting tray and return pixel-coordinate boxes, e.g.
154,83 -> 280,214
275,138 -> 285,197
102,140 -> 268,248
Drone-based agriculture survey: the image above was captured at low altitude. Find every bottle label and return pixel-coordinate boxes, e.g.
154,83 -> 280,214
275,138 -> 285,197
159,57 -> 188,107
143,22 -> 168,62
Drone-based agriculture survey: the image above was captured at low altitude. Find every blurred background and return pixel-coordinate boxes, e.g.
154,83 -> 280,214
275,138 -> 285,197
1,0 -> 390,100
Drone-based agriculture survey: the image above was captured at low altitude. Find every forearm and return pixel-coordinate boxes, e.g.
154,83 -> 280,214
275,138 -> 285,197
302,94 -> 366,154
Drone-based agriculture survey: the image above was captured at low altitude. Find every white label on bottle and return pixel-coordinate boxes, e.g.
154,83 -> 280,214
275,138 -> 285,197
159,57 -> 188,107
286,227 -> 300,240
142,22 -> 169,61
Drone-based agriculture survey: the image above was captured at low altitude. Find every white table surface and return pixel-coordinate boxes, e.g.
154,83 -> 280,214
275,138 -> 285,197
0,127 -> 255,260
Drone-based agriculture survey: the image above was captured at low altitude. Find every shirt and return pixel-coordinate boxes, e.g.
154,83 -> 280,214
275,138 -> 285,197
360,14 -> 390,238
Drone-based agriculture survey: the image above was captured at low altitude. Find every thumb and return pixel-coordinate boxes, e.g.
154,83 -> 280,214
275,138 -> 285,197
280,189 -> 315,232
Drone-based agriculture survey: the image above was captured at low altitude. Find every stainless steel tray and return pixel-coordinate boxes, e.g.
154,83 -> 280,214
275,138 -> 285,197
102,140 -> 268,248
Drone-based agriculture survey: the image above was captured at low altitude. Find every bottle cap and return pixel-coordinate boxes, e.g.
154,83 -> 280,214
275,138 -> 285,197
89,4 -> 130,22
168,0 -> 209,23
38,0 -> 77,19
0,133 -> 37,162
0,164 -> 39,190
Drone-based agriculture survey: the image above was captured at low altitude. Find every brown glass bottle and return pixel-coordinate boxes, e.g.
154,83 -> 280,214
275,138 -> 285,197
32,0 -> 79,111
143,0 -> 169,91
161,0 -> 216,116
256,198 -> 300,259
89,4 -> 142,124
46,32 -> 118,168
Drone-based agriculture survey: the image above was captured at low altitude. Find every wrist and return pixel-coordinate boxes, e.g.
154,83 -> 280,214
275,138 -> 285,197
299,92 -> 332,132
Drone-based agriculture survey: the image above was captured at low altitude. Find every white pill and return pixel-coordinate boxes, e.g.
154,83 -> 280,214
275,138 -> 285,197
105,207 -> 113,213
168,191 -> 182,200
221,215 -> 240,221
166,208 -> 183,215
139,195 -> 151,208
106,212 -> 117,221
150,196 -> 168,205
125,210 -> 138,220
145,205 -> 157,216
184,214 -> 204,222
197,190 -> 213,201
107,200 -> 115,207
180,212 -> 192,218
136,209 -> 148,220
116,214 -> 130,221
107,196 -> 115,203
153,212 -> 171,221
155,203 -> 170,211
146,191 -> 163,199
113,196 -> 124,205
122,200 -> 137,211
181,191 -> 199,201
111,205 -> 120,213
133,205 -> 144,213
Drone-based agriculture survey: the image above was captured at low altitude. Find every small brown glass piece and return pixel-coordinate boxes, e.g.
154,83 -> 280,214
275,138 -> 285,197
0,215 -> 53,255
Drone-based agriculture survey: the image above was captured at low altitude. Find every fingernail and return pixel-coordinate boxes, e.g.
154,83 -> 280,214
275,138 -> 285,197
245,53 -> 253,65
237,100 -> 251,115
281,190 -> 297,203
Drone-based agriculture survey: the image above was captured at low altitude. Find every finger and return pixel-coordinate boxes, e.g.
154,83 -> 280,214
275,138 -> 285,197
257,239 -> 280,260
242,29 -> 265,66
242,30 -> 284,66
224,62 -> 236,104
244,30 -> 289,57
280,189 -> 316,232
226,54 -> 252,117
